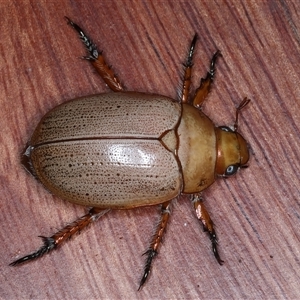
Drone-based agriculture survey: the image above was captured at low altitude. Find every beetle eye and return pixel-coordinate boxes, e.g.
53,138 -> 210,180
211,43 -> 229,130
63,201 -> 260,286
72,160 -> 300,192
219,126 -> 234,132
225,164 -> 239,176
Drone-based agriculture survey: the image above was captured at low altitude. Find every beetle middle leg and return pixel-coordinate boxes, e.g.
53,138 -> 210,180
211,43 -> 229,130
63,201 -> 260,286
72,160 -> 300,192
181,35 -> 221,106
65,17 -> 124,92
10,208 -> 109,266
191,194 -> 224,265
138,201 -> 172,290
181,34 -> 197,103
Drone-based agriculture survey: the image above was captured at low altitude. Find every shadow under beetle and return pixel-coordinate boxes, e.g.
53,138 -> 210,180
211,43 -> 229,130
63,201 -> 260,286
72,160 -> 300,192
10,17 -> 250,290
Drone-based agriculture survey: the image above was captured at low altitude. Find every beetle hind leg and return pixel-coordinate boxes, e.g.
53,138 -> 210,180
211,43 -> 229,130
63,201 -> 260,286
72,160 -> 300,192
10,208 -> 109,266
138,201 -> 171,290
65,17 -> 124,92
191,194 -> 224,265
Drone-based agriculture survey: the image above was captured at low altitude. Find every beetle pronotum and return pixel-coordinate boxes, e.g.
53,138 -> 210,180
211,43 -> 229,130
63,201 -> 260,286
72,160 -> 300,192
10,17 -> 250,290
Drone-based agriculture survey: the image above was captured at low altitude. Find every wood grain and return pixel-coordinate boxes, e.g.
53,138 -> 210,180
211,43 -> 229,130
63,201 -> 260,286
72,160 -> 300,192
1,1 -> 299,299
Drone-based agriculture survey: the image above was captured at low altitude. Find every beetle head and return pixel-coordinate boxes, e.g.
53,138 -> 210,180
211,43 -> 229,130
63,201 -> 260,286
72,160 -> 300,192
214,126 -> 249,177
214,97 -> 250,177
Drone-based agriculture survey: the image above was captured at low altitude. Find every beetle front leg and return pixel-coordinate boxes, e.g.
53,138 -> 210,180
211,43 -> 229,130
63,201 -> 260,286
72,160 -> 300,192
10,208 -> 109,266
191,194 -> 224,265
192,50 -> 221,108
65,17 -> 124,92
138,201 -> 172,290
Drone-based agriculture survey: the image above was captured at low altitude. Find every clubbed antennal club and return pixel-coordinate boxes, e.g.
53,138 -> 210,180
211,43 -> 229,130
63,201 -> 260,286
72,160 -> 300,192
234,97 -> 251,131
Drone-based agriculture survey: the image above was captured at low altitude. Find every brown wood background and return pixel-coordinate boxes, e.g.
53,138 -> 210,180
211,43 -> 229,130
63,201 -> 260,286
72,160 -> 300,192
1,1 -> 299,299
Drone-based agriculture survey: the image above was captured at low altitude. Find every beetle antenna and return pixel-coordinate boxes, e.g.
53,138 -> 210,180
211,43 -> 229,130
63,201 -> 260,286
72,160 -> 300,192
234,97 -> 250,131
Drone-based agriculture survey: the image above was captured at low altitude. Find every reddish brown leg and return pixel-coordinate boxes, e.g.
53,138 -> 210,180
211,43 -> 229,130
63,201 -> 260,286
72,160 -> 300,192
138,201 -> 172,290
181,34 -> 197,103
65,17 -> 124,92
192,50 -> 221,108
10,208 -> 109,266
191,194 -> 224,265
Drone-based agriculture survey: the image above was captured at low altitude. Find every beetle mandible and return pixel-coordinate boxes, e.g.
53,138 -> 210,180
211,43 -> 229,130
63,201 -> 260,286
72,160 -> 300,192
10,17 -> 250,290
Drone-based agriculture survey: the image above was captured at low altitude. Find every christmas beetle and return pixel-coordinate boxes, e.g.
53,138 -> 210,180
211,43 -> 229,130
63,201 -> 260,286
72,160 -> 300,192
10,17 -> 250,290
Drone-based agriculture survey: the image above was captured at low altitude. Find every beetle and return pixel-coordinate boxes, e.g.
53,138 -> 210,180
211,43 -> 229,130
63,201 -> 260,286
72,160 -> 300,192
10,17 -> 250,290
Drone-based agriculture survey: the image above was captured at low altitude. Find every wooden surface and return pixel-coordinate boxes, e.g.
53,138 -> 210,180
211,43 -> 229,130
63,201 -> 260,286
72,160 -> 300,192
1,1 -> 299,299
